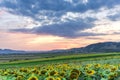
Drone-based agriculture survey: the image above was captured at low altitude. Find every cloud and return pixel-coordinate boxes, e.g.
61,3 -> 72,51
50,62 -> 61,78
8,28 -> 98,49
1,0 -> 120,20
108,14 -> 120,21
11,18 -> 96,38
85,37 -> 103,40
113,32 -> 120,35
1,0 -> 120,38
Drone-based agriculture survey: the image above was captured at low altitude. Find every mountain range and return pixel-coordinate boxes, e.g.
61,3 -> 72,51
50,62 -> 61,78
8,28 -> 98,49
0,49 -> 25,54
0,42 -> 120,54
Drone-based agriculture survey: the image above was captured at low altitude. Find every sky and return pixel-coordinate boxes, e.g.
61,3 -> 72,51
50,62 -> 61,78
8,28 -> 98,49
0,0 -> 120,51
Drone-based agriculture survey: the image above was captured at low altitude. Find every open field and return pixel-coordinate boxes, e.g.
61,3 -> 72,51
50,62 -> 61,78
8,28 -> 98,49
0,53 -> 79,63
0,52 -> 120,80
0,52 -> 120,68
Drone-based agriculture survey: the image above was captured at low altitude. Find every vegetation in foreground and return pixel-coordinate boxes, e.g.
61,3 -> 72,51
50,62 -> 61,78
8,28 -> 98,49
0,52 -> 120,80
0,61 -> 120,80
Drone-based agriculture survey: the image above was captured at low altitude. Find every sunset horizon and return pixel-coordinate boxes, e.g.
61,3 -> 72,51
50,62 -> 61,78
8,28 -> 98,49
1,0 -> 120,51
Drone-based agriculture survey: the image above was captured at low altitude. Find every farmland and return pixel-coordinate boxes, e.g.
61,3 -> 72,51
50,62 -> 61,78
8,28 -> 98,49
0,52 -> 120,80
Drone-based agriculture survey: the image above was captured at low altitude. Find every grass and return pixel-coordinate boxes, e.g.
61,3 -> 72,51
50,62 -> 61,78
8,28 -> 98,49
0,52 -> 120,68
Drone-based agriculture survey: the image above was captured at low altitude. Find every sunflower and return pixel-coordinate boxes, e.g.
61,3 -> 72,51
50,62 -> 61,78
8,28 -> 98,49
56,77 -> 61,80
85,64 -> 92,68
108,74 -> 116,80
48,66 -> 54,70
45,76 -> 55,80
27,75 -> 38,80
103,64 -> 110,69
59,71 -> 66,77
20,68 -> 28,73
16,75 -> 24,80
86,70 -> 95,76
40,70 -> 47,75
110,66 -> 118,72
31,69 -> 40,74
70,72 -> 79,80
71,69 -> 81,75
49,70 -> 58,76
3,71 -> 9,76
94,64 -> 101,68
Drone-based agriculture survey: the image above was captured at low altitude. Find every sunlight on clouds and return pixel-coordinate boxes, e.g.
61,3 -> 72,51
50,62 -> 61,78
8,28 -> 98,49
61,5 -> 120,23
0,11 -> 38,29
101,34 -> 120,41
82,20 -> 120,34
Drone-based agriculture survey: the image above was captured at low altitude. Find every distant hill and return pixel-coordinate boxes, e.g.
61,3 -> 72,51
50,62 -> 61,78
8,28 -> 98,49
47,42 -> 120,53
0,42 -> 120,54
82,42 -> 120,53
0,49 -> 25,54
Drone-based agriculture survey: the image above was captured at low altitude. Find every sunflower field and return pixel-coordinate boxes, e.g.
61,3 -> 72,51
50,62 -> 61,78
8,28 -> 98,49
0,62 -> 120,80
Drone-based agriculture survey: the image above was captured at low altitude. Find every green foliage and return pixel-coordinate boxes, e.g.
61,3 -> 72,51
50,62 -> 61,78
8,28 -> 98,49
0,62 -> 120,80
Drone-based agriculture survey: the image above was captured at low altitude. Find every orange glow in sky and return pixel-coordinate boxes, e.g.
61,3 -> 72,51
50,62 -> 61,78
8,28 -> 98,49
0,31 -> 120,51
1,0 -> 120,51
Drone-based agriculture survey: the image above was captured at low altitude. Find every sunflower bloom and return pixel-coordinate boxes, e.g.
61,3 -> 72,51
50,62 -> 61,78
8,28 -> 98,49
86,70 -> 95,76
27,75 -> 38,80
45,76 -> 55,80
